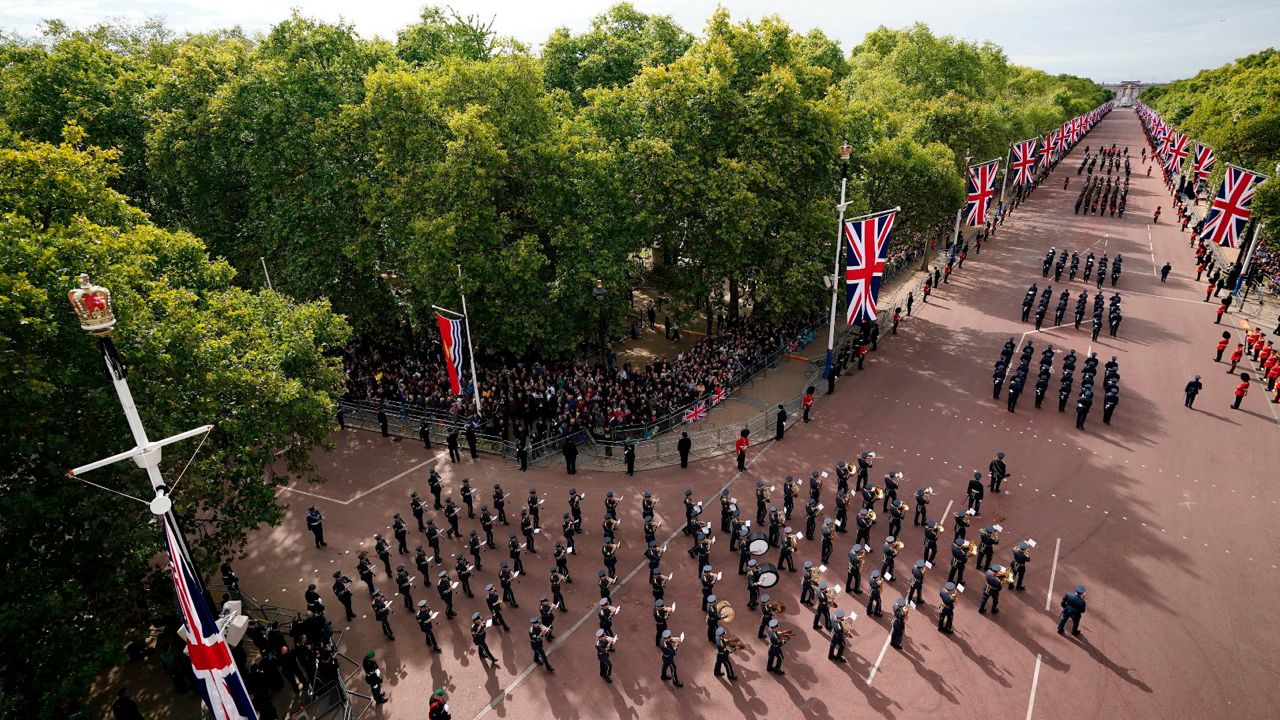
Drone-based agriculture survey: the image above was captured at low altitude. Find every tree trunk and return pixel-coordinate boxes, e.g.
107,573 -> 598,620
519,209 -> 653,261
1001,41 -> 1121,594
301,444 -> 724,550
728,276 -> 740,321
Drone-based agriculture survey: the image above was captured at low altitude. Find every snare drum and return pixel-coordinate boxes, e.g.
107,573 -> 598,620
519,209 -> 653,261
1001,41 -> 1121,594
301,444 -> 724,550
748,532 -> 770,557
756,562 -> 780,588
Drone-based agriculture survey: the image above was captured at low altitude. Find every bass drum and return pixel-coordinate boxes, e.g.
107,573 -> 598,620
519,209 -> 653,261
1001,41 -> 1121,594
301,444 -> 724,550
748,532 -> 770,557
756,562 -> 780,588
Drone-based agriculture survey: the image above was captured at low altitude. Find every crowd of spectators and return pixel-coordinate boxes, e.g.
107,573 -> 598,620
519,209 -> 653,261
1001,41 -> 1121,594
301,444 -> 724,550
342,309 -> 823,447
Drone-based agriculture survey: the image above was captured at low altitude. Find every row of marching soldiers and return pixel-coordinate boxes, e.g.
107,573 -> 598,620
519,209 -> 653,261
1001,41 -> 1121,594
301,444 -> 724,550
277,454 -> 1088,706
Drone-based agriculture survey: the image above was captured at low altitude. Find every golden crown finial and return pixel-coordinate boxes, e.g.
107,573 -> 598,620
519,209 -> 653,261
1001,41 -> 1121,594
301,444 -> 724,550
68,273 -> 116,336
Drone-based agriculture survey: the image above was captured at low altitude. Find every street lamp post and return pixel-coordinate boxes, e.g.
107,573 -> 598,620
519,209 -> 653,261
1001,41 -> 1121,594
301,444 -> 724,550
823,141 -> 853,395
593,279 -> 609,360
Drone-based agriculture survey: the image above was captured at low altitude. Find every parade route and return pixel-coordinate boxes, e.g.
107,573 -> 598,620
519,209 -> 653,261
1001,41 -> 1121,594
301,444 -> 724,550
219,108 -> 1280,720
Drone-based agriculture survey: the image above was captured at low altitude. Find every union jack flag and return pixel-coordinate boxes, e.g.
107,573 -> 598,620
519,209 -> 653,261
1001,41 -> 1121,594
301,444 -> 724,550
683,400 -> 707,424
1155,125 -> 1170,157
1011,139 -> 1038,186
711,386 -> 728,406
843,209 -> 897,325
965,160 -> 999,227
1163,132 -> 1189,173
1040,131 -> 1058,168
1200,165 -> 1266,248
1071,116 -> 1083,143
1192,143 -> 1216,180
1061,122 -> 1072,148
436,311 -> 465,396
164,516 -> 258,720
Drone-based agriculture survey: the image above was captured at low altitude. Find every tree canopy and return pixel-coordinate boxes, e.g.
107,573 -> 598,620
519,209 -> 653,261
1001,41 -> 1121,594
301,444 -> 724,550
1141,49 -> 1280,244
0,131 -> 349,718
0,8 -> 1109,356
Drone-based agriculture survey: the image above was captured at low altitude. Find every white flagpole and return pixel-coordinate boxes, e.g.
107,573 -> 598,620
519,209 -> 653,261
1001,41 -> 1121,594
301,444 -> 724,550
65,275 -> 252,719
998,143 -> 1013,208
1235,220 -> 1267,295
457,264 -> 483,416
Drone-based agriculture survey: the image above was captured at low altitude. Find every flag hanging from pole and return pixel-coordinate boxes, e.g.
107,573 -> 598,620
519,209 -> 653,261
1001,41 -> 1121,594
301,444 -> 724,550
1040,131 -> 1057,168
1163,132 -> 1189,173
436,311 -> 466,396
164,516 -> 258,720
844,209 -> 897,326
965,160 -> 999,227
1192,143 -> 1216,181
1011,139 -> 1038,186
1199,165 -> 1265,248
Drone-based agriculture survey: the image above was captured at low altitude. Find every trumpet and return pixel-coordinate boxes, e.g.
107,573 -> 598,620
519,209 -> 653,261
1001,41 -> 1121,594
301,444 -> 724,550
965,542 -> 978,558
776,629 -> 798,643
891,540 -> 905,552
994,566 -> 1016,586
764,599 -> 787,614
723,636 -> 748,652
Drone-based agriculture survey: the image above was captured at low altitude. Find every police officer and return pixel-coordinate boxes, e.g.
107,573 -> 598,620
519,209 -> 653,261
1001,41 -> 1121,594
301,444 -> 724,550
678,431 -> 692,468
1058,585 -> 1087,635
332,571 -> 356,620
529,616 -> 555,672
937,582 -> 957,633
416,600 -> 441,652
446,427 -> 461,463
306,506 -> 326,548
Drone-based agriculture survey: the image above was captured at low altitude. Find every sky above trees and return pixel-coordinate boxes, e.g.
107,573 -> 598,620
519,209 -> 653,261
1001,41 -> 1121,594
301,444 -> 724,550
2,0 -> 1277,82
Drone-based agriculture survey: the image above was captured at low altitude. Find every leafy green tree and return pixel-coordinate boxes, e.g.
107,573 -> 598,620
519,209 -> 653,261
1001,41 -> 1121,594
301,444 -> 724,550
543,3 -> 693,102
0,133 -> 349,719
396,6 -> 501,64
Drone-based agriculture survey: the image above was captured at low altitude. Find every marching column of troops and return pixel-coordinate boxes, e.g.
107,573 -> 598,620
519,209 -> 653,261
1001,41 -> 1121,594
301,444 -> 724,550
246,451 -> 1088,711
992,333 -> 1122,427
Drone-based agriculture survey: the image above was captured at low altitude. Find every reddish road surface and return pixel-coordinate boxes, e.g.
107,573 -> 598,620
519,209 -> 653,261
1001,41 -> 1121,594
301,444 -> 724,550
232,110 -> 1280,720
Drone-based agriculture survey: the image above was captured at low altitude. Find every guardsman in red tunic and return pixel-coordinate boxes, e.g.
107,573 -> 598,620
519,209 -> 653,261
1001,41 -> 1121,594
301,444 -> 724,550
802,387 -> 814,423
1232,376 -> 1250,410
1216,334 -> 1231,362
735,429 -> 750,472
1229,344 -> 1245,374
